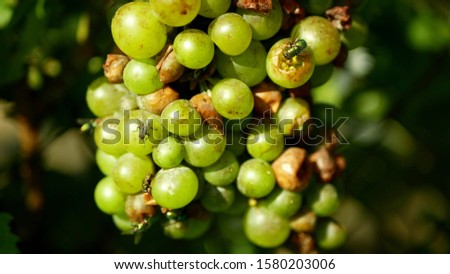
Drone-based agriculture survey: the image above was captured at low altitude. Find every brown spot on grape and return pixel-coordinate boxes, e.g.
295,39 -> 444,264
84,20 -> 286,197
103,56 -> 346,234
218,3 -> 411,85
179,1 -> 190,15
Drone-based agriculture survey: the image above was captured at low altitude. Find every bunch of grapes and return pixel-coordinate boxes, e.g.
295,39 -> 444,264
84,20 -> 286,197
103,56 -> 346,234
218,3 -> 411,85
86,0 -> 367,253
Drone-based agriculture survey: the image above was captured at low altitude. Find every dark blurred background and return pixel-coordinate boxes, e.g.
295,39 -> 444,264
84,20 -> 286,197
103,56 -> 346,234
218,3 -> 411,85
1,0 -> 450,253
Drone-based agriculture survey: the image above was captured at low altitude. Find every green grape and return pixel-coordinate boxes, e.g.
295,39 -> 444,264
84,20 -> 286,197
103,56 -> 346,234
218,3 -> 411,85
86,77 -> 137,117
292,16 -> 341,65
223,115 -> 254,132
173,29 -> 215,69
161,99 -> 202,137
237,0 -> 282,40
151,165 -> 199,209
310,64 -> 334,88
237,158 -> 275,198
199,0 -> 231,18
111,2 -> 167,59
266,38 -> 315,88
259,187 -> 302,218
215,40 -> 267,87
202,150 -> 239,186
223,192 -> 248,216
303,0 -> 333,15
163,217 -> 212,239
183,125 -> 226,167
306,183 -> 340,217
119,109 -> 167,156
191,166 -> 206,200
315,218 -> 347,250
208,13 -> 252,56
201,183 -> 235,212
152,136 -> 185,169
246,123 -> 284,162
94,176 -> 126,215
341,16 -> 368,50
112,152 -> 155,194
225,131 -> 246,157
211,78 -> 254,120
183,217 -> 213,239
96,149 -> 119,176
123,58 -> 163,95
244,206 -> 290,248
163,220 -> 188,240
277,97 -> 310,135
94,116 -> 127,156
217,214 -> 247,243
112,212 -> 135,232
150,0 -> 201,27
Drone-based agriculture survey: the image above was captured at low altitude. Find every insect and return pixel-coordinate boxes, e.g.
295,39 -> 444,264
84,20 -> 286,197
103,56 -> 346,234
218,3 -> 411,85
126,213 -> 162,244
138,118 -> 152,141
129,217 -> 153,244
283,38 -> 308,59
142,173 -> 153,193
77,118 -> 99,134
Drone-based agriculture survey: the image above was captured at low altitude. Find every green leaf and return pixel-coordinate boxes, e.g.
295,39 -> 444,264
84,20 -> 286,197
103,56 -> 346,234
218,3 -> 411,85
0,213 -> 20,253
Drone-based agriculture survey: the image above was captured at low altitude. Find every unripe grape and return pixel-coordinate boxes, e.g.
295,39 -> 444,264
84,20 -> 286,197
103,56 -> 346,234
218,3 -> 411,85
315,218 -> 347,250
173,29 -> 214,69
151,165 -> 199,209
211,78 -> 254,120
215,40 -> 267,87
237,0 -> 282,40
202,150 -> 239,186
244,206 -> 290,248
150,0 -> 201,27
277,97 -> 311,135
259,187 -> 303,218
111,2 -> 167,59
292,16 -> 341,65
306,183 -> 340,217
208,13 -> 252,56
246,123 -> 284,162
112,153 -> 155,194
201,183 -> 236,212
161,99 -> 202,137
96,149 -> 119,176
183,125 -> 226,167
199,0 -> 231,18
94,176 -> 126,215
237,158 -> 275,198
123,58 -> 163,95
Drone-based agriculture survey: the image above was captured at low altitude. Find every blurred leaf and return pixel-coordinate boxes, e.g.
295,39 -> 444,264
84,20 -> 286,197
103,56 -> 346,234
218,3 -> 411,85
0,212 -> 20,253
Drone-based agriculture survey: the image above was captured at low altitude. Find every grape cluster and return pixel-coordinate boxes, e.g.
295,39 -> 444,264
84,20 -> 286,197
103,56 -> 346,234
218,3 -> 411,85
87,0 -> 367,253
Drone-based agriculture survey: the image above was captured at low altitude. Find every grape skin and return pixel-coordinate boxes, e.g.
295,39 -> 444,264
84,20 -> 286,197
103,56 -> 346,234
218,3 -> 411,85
111,2 -> 167,59
151,165 -> 199,209
208,13 -> 252,56
211,78 -> 254,120
173,29 -> 215,69
292,16 -> 341,65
